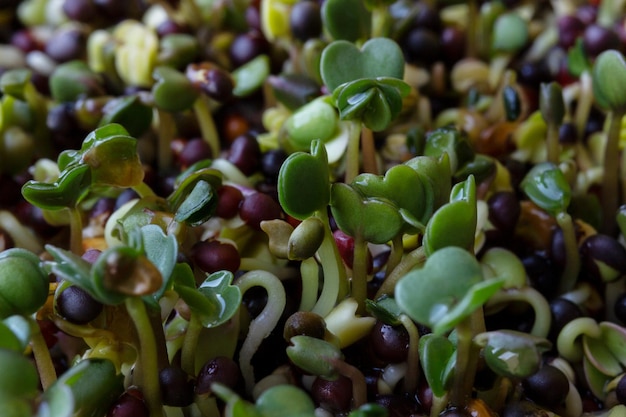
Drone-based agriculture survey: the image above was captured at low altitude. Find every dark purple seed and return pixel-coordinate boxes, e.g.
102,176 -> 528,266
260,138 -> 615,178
522,365 -> 569,408
159,367 -> 195,407
114,188 -> 140,210
89,197 -> 116,221
200,67 -> 234,102
559,122 -> 578,144
584,107 -> 606,139
516,61 -> 551,88
583,24 -> 620,57
289,1 -> 322,42
229,30 -> 269,68
11,29 -> 42,53
414,4 -> 441,32
227,134 -> 261,176
440,26 -> 465,65
178,138 -> 212,167
196,356 -> 240,395
245,5 -> 261,30
155,20 -> 189,37
523,253 -> 559,299
107,388 -> 149,417
56,285 -> 103,324
261,148 -> 287,180
576,5 -> 598,26
62,0 -> 98,23
487,191 -> 520,233
374,394 -> 421,417
580,234 -> 626,283
549,297 -> 583,341
45,28 -> 85,63
215,185 -> 244,219
190,240 -> 241,274
369,321 -> 409,363
311,375 -> 353,412
239,191 -> 283,230
557,15 -> 585,50
403,28 -> 440,66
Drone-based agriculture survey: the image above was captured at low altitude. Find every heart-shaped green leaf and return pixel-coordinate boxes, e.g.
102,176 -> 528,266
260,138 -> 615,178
233,54 -> 270,97
152,66 -> 200,112
396,246 -> 503,335
22,164 -> 92,210
330,182 -> 403,244
81,134 -> 144,188
474,330 -> 552,378
404,154 -> 452,219
256,385 -> 316,417
320,38 -> 405,91
520,162 -> 571,216
278,140 -> 330,220
418,333 -> 456,397
175,267 -> 242,328
352,164 -> 426,233
321,0 -> 371,42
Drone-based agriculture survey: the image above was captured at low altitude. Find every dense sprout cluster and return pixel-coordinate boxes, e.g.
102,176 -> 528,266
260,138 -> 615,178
4,0 -> 626,417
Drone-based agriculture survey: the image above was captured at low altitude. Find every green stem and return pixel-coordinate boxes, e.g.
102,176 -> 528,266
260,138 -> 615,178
125,297 -> 163,417
156,109 -> 176,173
193,96 -> 220,159
68,207 -> 83,255
351,233 -> 368,315
311,210 -> 349,317
361,126 -> 378,175
375,246 -> 425,299
345,121 -> 363,183
299,256 -> 319,312
546,123 -> 560,164
30,318 -> 57,390
181,313 -> 202,376
557,212 -> 581,295
486,287 -> 551,338
384,234 -> 404,279
370,5 -> 392,39
235,270 -> 286,395
132,181 -> 157,199
450,312 -> 481,409
399,314 -> 420,395
601,109 -> 624,235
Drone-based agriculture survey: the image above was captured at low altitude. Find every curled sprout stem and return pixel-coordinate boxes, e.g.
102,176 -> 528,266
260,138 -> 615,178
399,314 -> 420,395
235,270 -> 286,394
312,210 -> 348,317
557,317 -> 601,362
329,358 -> 367,409
557,212 -> 581,295
601,109 -> 625,235
30,317 -> 57,390
486,286 -> 552,338
125,297 -> 163,417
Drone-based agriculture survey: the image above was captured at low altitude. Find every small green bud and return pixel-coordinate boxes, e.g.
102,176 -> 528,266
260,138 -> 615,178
286,335 -> 342,379
0,249 -> 48,319
540,82 -> 565,126
491,13 -> 529,53
592,50 -> 626,111
288,217 -> 325,260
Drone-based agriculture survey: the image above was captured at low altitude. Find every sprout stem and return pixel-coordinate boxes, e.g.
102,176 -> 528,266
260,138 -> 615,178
450,310 -> 483,409
235,270 -> 286,394
399,314 -> 420,395
181,313 -> 202,375
385,234 -> 404,279
125,297 -> 163,417
312,210 -> 348,317
156,109 -> 176,173
132,181 -> 157,199
329,358 -> 367,408
375,246 -> 425,299
486,287 -> 551,338
299,257 -> 319,312
345,121 -> 363,183
193,96 -> 221,159
30,318 -> 57,390
361,127 -> 378,175
351,233 -> 368,315
557,212 -> 581,295
601,109 -> 624,235
557,317 -> 601,362
546,122 -> 560,164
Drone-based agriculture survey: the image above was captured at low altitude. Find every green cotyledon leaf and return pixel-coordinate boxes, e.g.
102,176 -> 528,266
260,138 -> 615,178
520,162 -> 571,216
278,139 -> 330,220
396,246 -> 504,335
